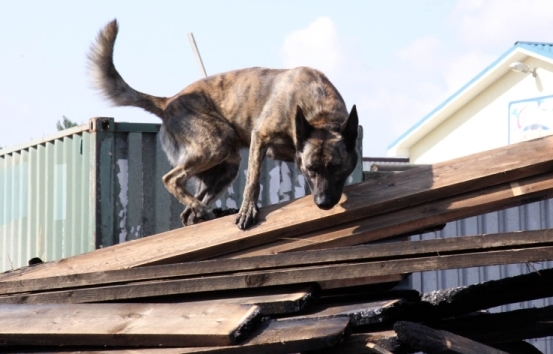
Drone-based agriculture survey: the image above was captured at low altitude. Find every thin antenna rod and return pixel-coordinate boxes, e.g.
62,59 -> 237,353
188,33 -> 207,78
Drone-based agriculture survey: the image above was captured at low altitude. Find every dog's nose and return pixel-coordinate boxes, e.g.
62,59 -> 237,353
315,195 -> 335,210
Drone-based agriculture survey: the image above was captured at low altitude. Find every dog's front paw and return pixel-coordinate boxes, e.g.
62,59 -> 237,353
235,202 -> 259,230
181,205 -> 214,226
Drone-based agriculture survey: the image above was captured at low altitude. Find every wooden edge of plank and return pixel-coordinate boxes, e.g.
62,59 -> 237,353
229,305 -> 262,344
318,274 -> 406,290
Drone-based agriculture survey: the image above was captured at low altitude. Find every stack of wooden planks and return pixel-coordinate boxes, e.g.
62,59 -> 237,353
3,135 -> 553,353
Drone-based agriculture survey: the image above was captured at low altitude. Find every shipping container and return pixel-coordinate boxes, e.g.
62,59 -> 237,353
0,118 -> 363,272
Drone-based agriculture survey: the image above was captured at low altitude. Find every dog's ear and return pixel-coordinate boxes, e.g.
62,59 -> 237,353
295,105 -> 313,151
340,104 -> 359,151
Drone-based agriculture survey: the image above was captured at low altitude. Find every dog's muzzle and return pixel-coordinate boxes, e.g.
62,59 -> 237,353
314,194 -> 337,210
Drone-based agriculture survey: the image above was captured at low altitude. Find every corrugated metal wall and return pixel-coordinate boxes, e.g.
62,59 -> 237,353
0,118 -> 363,270
409,198 -> 553,352
0,127 -> 96,271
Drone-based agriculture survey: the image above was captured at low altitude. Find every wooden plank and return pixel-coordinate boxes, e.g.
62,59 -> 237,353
24,318 -> 350,354
394,321 -> 508,354
229,170 -> 553,256
0,302 -> 260,347
3,228 -> 553,296
3,245 -> 553,304
150,284 -> 317,315
4,135 -> 553,280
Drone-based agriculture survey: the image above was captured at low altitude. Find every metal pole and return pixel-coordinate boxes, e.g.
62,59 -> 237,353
188,33 -> 207,78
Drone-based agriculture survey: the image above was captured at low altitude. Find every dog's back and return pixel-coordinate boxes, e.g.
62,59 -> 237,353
166,67 -> 349,149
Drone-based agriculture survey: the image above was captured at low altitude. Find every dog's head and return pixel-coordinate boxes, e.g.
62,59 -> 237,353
294,105 -> 359,210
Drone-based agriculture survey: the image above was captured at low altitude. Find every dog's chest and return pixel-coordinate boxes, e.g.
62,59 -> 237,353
265,136 -> 296,162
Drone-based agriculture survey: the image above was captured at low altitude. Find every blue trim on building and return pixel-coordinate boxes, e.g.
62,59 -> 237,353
388,42 -> 553,150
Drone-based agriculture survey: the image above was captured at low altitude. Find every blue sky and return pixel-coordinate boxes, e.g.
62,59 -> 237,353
2,0 -> 553,156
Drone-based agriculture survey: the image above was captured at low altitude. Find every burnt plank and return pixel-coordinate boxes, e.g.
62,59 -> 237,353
4,135 -> 553,281
2,246 -> 553,304
394,321 -> 508,354
3,229 -> 553,296
0,302 -> 260,347
406,267 -> 553,321
430,305 -> 553,344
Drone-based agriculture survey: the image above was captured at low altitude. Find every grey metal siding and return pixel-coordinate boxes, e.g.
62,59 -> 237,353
409,198 -> 553,352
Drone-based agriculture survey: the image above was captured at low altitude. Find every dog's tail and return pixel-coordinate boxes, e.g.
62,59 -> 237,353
87,19 -> 167,119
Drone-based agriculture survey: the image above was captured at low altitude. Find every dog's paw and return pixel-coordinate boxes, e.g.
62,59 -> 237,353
181,205 -> 214,226
235,202 -> 259,230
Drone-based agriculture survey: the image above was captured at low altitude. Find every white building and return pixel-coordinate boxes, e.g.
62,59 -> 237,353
388,42 -> 553,164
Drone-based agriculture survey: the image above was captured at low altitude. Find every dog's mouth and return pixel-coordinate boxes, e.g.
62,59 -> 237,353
316,203 -> 335,210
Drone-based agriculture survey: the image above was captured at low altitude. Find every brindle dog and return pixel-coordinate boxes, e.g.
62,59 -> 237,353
88,19 -> 359,230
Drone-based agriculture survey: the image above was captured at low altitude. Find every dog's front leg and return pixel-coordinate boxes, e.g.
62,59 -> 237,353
235,133 -> 266,230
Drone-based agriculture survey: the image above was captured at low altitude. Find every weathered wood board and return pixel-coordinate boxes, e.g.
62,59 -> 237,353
20,317 -> 350,354
229,170 -> 553,256
2,244 -> 553,304
0,303 -> 260,347
3,229 -> 553,297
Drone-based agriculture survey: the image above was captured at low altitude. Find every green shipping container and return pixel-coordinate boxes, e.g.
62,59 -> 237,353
0,118 -> 363,272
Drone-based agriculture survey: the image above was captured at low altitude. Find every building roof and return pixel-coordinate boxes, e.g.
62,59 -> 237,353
387,42 -> 553,157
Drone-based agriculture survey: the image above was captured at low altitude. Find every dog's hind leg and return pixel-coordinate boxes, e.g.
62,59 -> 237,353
182,153 -> 241,224
163,149 -> 234,226
162,164 -> 213,225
